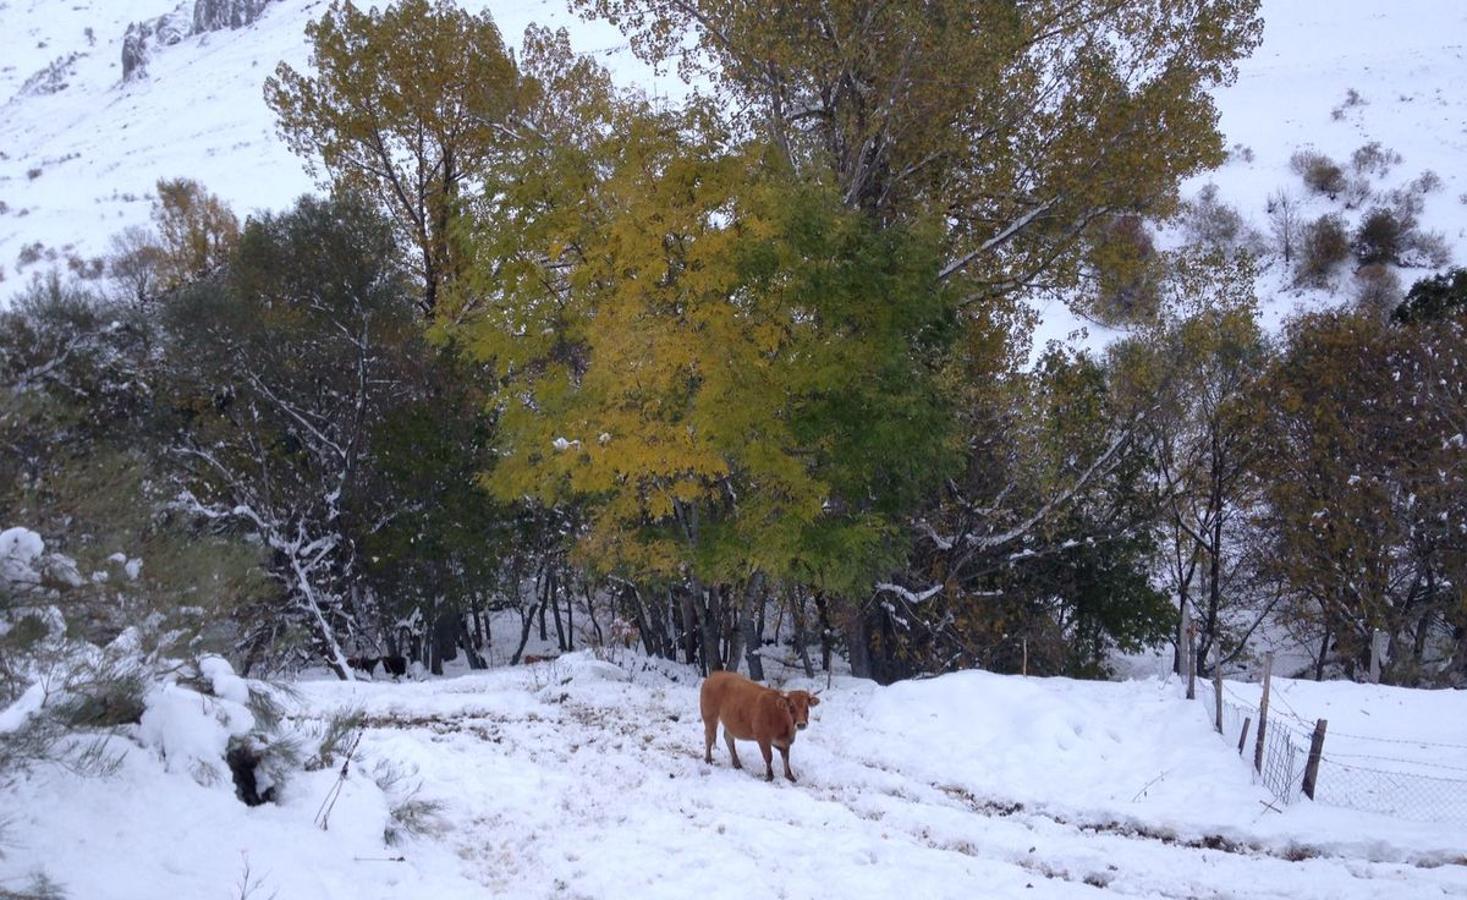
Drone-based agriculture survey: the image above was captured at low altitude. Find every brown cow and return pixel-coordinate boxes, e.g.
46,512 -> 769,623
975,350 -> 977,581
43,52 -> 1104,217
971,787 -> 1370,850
700,671 -> 820,782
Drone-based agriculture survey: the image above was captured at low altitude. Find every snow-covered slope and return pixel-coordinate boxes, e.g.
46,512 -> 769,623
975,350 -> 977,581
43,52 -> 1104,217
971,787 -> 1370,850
3,0 -> 1464,317
4,652 -> 1466,899
1197,0 -> 1467,327
0,0 -> 661,286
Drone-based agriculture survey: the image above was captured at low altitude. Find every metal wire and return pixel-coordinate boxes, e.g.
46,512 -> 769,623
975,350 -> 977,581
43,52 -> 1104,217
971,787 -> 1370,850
1196,682 -> 1467,824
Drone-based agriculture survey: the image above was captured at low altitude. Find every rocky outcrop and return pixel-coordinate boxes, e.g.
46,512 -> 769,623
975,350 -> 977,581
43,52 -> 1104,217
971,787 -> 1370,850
121,4 -> 191,81
193,0 -> 274,33
121,0 -> 275,82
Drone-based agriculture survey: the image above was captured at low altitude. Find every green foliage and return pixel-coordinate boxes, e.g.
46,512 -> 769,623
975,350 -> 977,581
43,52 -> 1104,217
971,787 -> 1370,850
160,192 -> 425,670
305,707 -> 363,771
455,117 -> 960,593
1395,267 -> 1467,324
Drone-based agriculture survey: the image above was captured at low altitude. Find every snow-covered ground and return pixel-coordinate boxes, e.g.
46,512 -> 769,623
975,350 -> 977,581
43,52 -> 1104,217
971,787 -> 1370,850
4,650 -> 1466,899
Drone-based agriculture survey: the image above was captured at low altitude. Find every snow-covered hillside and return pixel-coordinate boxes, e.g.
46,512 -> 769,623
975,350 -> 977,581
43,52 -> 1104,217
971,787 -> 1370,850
4,651 -> 1466,899
0,0 -> 663,287
3,0 -> 1465,326
1195,0 -> 1467,327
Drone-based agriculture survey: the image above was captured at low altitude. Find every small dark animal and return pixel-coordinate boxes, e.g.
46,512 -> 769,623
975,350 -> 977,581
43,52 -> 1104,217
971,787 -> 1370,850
346,656 -> 379,676
380,655 -> 408,677
700,671 -> 820,782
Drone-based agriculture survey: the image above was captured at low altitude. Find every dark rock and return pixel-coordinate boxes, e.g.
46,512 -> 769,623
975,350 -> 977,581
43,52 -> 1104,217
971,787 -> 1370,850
120,5 -> 189,81
121,0 -> 272,82
194,0 -> 274,33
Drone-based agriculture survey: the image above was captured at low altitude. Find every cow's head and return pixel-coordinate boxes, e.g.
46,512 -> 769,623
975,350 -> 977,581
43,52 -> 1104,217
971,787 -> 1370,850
783,690 -> 821,730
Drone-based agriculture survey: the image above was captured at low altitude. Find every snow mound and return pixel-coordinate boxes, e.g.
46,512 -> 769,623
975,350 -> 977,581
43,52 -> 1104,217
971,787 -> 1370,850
138,679 -> 255,786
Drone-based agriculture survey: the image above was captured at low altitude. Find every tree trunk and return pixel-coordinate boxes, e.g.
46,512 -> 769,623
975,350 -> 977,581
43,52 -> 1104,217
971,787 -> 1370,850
565,580 -> 576,650
814,591 -> 834,672
625,584 -> 658,657
293,561 -> 353,681
470,595 -> 486,652
844,603 -> 873,680
548,568 -> 568,651
512,573 -> 551,666
1314,628 -> 1331,681
459,614 -> 486,670
430,608 -> 460,676
584,583 -> 602,649
678,586 -> 699,666
511,604 -> 538,667
692,582 -> 722,674
790,584 -> 815,678
739,573 -> 766,681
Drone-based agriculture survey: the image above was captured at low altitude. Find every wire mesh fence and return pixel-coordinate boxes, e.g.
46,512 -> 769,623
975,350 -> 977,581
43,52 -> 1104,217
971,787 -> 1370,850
1196,679 -> 1467,824
1199,681 -> 1305,807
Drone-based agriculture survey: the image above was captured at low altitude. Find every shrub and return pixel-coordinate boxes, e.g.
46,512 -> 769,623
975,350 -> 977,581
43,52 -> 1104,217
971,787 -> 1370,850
15,242 -> 44,268
1341,176 -> 1372,209
373,759 -> 447,844
1350,142 -> 1401,177
1353,264 -> 1402,320
1353,207 -> 1410,265
1410,170 -> 1443,195
26,167 -> 43,181
1403,230 -> 1452,269
1385,186 -> 1426,218
304,707 -> 364,771
65,254 -> 104,280
1292,150 -> 1346,197
1182,184 -> 1243,247
1298,214 -> 1350,287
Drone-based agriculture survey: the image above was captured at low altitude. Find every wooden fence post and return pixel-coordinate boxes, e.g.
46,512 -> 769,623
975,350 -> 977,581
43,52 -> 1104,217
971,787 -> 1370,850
1213,642 -> 1224,734
1238,717 -> 1251,755
1302,719 -> 1329,800
1253,651 -> 1274,774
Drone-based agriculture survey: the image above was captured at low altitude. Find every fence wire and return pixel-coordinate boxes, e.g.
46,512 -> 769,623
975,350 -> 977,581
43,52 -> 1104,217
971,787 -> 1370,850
1195,680 -> 1467,824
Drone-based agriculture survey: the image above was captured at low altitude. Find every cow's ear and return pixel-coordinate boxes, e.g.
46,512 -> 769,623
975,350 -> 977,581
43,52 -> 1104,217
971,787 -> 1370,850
808,694 -> 821,707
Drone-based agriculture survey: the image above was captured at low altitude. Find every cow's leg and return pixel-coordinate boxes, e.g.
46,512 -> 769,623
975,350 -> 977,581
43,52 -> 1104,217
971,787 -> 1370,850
724,729 -> 742,769
704,715 -> 717,764
778,745 -> 796,783
758,738 -> 774,781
